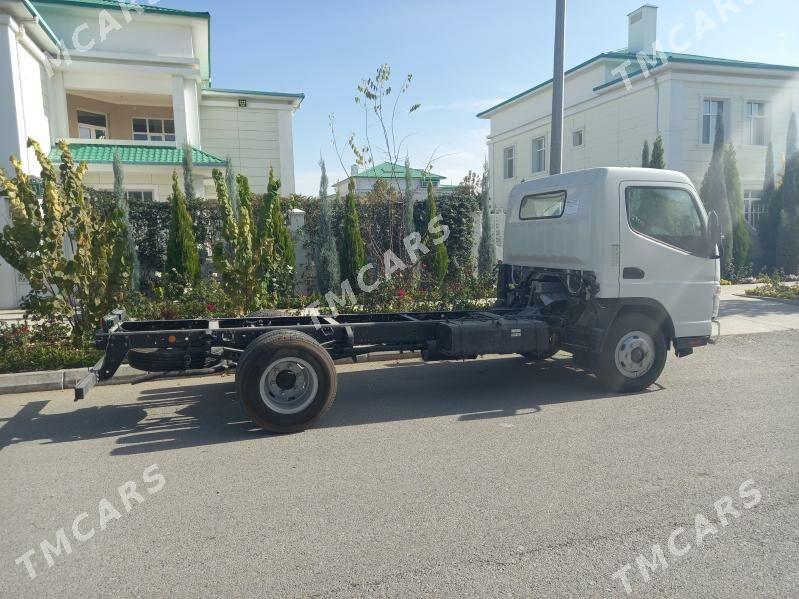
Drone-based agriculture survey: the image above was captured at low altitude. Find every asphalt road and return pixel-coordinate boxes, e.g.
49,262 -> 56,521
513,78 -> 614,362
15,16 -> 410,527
1,331 -> 798,598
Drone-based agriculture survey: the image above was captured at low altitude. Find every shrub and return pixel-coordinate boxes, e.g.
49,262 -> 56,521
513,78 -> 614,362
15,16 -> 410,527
0,139 -> 129,345
165,170 -> 201,289
649,135 -> 666,169
263,168 -> 295,296
0,322 -> 101,374
340,178 -> 367,286
422,182 -> 449,286
314,159 -> 341,295
477,160 -> 497,278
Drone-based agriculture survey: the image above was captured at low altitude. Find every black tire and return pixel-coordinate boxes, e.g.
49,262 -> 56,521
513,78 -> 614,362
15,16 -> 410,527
235,330 -> 337,433
127,348 -> 212,372
595,313 -> 667,393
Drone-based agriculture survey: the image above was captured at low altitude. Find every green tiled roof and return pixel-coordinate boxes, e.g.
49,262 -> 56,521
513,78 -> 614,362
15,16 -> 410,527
31,0 -> 209,18
354,162 -> 445,180
478,50 -> 799,117
49,144 -> 226,167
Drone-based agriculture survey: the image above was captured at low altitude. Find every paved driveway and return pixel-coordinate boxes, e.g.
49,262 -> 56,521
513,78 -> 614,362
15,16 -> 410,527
1,330 -> 797,598
717,284 -> 799,335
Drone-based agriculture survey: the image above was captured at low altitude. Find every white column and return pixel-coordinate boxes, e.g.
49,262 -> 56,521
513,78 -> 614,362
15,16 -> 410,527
0,16 -> 27,172
0,17 -> 26,309
48,70 -> 70,142
277,108 -> 296,194
171,76 -> 201,147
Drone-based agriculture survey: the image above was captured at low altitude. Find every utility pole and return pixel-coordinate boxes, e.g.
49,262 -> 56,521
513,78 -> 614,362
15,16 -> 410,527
550,0 -> 566,175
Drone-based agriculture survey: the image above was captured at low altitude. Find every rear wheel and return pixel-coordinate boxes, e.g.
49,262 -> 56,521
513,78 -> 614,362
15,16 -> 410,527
235,330 -> 337,433
595,313 -> 667,393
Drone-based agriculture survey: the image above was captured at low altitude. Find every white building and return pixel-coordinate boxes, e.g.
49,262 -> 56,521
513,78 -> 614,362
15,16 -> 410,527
332,162 -> 454,201
0,0 -> 303,309
479,4 -> 799,246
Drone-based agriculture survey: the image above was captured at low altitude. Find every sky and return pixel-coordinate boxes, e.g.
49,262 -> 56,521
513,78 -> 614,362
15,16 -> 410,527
159,0 -> 799,195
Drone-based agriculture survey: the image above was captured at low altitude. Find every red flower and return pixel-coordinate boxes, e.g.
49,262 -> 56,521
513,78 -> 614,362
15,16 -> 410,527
207,303 -> 216,312
396,289 -> 406,299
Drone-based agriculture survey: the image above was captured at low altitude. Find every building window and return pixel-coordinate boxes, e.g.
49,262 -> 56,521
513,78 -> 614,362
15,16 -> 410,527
702,99 -> 725,145
126,190 -> 154,202
532,136 -> 547,173
77,110 -> 108,139
133,118 -> 176,142
503,146 -> 515,179
745,101 -> 766,146
572,129 -> 584,148
744,190 -> 765,227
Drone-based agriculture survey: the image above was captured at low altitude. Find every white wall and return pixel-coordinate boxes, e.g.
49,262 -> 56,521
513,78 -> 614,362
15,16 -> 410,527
34,6 -> 196,58
486,63 -> 799,222
82,166 -> 209,202
200,97 -> 290,194
488,75 -> 659,213
669,74 -> 799,191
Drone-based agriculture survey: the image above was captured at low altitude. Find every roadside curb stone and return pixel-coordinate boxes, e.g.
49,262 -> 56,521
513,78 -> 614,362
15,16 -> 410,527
0,351 -> 421,396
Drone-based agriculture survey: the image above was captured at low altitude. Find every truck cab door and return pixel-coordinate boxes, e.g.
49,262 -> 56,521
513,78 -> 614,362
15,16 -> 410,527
618,182 -> 717,338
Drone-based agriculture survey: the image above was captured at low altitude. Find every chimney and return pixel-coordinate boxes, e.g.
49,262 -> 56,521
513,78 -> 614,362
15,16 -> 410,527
627,4 -> 658,54
350,164 -> 359,177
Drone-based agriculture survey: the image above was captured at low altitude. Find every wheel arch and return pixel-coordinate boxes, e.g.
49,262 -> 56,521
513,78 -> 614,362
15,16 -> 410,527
613,299 -> 675,346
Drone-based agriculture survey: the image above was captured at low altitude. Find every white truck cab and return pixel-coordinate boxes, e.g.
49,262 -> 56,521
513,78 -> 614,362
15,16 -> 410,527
499,167 -> 722,391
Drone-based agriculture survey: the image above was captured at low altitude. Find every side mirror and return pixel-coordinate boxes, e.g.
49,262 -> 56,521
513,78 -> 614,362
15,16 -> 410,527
707,211 -> 722,259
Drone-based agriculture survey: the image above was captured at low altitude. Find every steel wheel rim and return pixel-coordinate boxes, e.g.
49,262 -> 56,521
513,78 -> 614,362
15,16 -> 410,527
614,330 -> 656,379
259,357 -> 318,414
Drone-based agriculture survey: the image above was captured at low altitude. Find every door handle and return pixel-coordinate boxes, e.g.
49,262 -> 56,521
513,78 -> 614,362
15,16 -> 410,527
623,267 -> 645,279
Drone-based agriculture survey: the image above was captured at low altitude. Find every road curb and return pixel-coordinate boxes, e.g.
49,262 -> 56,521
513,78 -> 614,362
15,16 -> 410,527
739,293 -> 799,306
0,351 -> 421,396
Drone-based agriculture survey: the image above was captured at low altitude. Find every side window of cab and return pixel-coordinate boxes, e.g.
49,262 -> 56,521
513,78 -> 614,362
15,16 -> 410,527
626,187 -> 705,255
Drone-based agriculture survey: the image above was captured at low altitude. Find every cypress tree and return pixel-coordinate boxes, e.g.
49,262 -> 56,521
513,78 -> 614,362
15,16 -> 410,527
699,114 -> 733,275
226,157 -> 238,216
339,178 -> 366,286
724,144 -> 750,271
165,170 -> 200,286
112,151 -> 139,290
787,112 -> 798,160
255,167 -> 295,297
181,145 -> 196,201
315,158 -> 341,294
776,155 -> 799,274
649,135 -> 666,169
422,182 -> 449,286
477,159 -> 496,278
403,155 -> 415,238
641,140 -> 650,168
758,143 -> 778,268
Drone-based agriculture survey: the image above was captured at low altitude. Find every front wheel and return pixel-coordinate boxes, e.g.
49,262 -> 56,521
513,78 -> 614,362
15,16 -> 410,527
595,313 -> 667,393
236,330 -> 337,433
